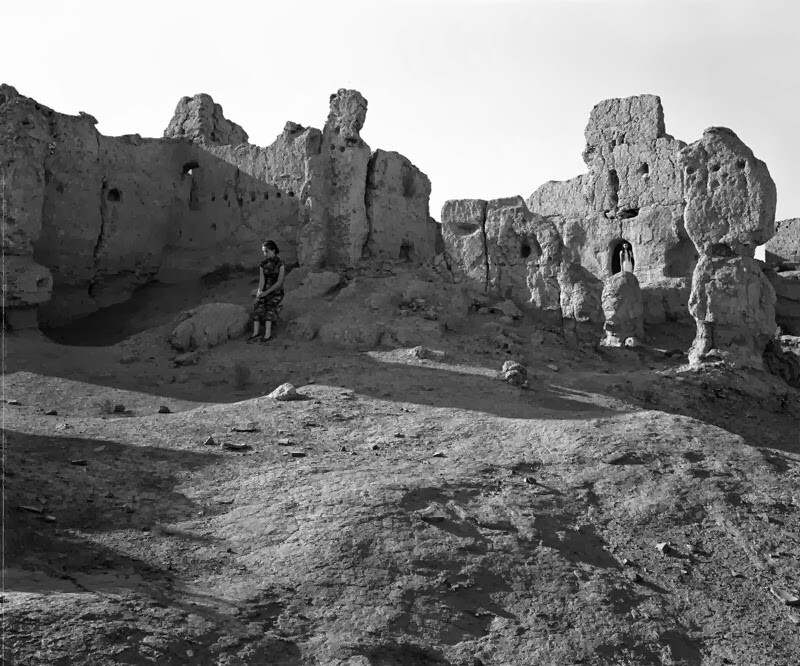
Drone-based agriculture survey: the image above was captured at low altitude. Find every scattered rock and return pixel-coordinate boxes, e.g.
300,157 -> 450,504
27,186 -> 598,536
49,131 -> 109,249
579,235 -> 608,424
231,423 -> 260,433
158,405 -> 171,414
267,383 -> 305,401
277,438 -> 294,446
203,436 -> 217,446
42,515 -> 57,523
432,451 -> 446,458
415,504 -> 447,524
44,409 -> 57,416
500,360 -> 528,387
6,399 -> 21,406
18,505 -> 43,514
290,451 -> 306,458
409,346 -> 447,361
656,542 -> 674,556
113,404 -> 126,414
173,351 -> 200,367
547,364 -> 559,372
492,300 -> 523,319
771,587 -> 800,607
69,459 -> 87,466
222,442 -> 251,452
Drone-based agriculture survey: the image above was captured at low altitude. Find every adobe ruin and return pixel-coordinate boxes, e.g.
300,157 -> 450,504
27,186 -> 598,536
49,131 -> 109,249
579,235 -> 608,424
440,94 -> 797,368
1,85 -> 439,329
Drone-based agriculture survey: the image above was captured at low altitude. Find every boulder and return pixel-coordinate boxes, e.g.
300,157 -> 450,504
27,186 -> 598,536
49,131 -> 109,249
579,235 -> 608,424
500,360 -> 528,387
680,127 -> 777,257
688,256 -> 776,367
169,303 -> 249,352
601,272 -> 644,347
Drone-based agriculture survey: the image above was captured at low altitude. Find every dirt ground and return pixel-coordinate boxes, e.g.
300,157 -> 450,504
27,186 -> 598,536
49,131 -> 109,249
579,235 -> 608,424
3,267 -> 800,665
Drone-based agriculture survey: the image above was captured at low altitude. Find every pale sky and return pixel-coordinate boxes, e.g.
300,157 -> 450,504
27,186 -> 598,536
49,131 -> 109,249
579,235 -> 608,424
4,0 -> 797,220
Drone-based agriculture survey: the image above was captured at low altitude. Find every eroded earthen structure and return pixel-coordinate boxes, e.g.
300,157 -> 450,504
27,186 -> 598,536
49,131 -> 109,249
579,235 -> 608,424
1,85 -> 438,327
442,94 -> 795,366
442,95 -> 695,329
680,127 -> 777,367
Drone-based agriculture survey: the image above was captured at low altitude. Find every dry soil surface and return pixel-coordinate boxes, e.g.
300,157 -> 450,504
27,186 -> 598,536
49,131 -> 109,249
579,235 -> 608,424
3,273 -> 800,666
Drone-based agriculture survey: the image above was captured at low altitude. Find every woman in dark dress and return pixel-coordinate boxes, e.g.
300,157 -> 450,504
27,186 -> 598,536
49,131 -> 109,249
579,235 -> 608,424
247,240 -> 285,343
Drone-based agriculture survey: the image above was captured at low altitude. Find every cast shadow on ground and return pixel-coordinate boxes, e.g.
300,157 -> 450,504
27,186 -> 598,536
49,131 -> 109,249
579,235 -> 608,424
3,428 -> 303,662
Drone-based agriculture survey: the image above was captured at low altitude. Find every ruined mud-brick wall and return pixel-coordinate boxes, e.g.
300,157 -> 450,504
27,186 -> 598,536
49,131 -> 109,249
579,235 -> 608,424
2,87 -> 437,327
441,95 -> 702,325
525,95 -> 696,324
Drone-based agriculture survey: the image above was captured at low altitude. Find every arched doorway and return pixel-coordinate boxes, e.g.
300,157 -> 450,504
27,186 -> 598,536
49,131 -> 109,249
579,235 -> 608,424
610,239 -> 635,275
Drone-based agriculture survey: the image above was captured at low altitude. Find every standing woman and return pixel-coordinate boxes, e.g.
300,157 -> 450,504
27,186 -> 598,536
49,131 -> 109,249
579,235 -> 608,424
248,240 -> 285,343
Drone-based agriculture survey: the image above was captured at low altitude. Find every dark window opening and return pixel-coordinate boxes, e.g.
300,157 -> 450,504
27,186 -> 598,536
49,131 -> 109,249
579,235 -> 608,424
639,163 -> 649,175
56,183 -> 65,193
736,159 -> 747,169
0,94 -> 6,106
236,196 -> 244,207
520,243 -> 532,258
182,161 -> 200,176
107,188 -> 121,203
211,194 -> 216,202
288,191 -> 295,197
339,146 -> 346,153
223,193 -> 229,201
264,192 -> 269,200
188,180 -> 201,211
250,192 -> 256,202
276,192 -> 281,198
618,208 -> 639,219
611,239 -> 634,275
711,163 -> 720,172
211,223 -> 217,231
399,239 -> 414,262
606,169 -> 619,210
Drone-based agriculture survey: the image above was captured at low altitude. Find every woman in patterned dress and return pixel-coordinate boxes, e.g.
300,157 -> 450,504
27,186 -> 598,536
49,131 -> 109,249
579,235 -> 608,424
247,240 -> 285,343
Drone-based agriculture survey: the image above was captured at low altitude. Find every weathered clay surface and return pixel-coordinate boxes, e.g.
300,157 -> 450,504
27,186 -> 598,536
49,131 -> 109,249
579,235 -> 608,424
4,86 -> 434,326
680,127 -> 776,257
601,272 -> 644,346
763,217 -> 800,268
2,256 -> 52,308
365,150 -> 434,263
163,94 -> 248,146
169,303 -> 249,351
688,256 -> 776,367
319,89 -> 371,266
765,269 -> 800,335
526,95 -> 694,323
440,199 -> 488,286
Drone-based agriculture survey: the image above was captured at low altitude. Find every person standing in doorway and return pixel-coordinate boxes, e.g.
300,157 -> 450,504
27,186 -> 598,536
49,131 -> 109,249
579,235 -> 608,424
620,242 -> 634,273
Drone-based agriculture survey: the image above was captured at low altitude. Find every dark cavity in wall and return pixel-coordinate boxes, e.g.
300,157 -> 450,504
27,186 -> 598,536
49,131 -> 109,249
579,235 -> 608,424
107,188 -> 121,203
182,161 -> 199,176
611,239 -> 634,275
520,242 -> 532,258
606,169 -> 619,210
399,239 -> 414,262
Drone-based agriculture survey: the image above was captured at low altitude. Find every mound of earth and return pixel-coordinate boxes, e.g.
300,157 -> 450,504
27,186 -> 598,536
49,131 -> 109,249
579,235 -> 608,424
4,263 -> 800,665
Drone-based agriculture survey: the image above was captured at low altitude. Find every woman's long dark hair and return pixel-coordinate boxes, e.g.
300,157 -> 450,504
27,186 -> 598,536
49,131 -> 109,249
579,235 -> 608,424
263,240 -> 280,254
